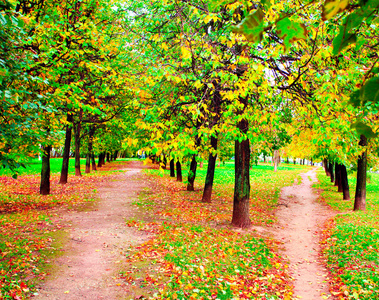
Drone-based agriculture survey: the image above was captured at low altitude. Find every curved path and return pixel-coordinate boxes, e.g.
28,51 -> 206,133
34,162 -> 150,300
274,168 -> 336,299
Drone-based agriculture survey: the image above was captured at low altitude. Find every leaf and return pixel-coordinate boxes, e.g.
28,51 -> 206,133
181,46 -> 191,60
351,121 -> 377,138
276,17 -> 307,52
322,0 -> 350,21
349,76 -> 379,107
332,30 -> 356,55
232,9 -> 264,44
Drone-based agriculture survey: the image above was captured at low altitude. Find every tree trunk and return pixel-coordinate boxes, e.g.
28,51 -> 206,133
323,159 -> 330,176
354,135 -> 367,211
114,150 -> 118,161
286,157 -> 289,164
85,154 -> 91,173
293,158 -> 296,164
101,152 -> 106,165
59,113 -> 73,184
85,127 -> 95,174
273,150 -> 279,172
329,161 -> 334,183
187,154 -> 197,191
176,161 -> 182,182
97,153 -> 103,168
40,145 -> 51,195
170,159 -> 175,177
334,163 -> 340,188
106,152 -> 110,163
202,136 -> 218,203
73,110 -> 83,177
232,119 -> 251,228
91,154 -> 97,171
340,164 -> 350,200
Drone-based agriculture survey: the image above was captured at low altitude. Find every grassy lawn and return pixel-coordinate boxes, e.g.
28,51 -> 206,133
315,170 -> 379,299
0,157 -> 136,177
123,161 -> 311,299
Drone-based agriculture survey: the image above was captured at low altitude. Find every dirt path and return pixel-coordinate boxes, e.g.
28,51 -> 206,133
33,161 -> 151,300
273,168 -> 336,299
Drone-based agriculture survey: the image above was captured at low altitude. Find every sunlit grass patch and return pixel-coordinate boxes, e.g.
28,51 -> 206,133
126,220 -> 292,299
123,161 -> 309,299
317,170 -> 379,299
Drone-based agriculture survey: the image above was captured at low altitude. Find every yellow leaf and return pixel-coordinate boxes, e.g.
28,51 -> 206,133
181,46 -> 191,59
322,0 -> 349,20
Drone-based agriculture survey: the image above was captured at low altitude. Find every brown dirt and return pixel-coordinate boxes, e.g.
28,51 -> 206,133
33,161 -> 152,300
273,168 -> 336,299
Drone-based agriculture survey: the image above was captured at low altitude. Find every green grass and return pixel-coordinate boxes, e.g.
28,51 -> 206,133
0,157 -> 135,177
124,161 -> 311,299
316,170 -> 379,299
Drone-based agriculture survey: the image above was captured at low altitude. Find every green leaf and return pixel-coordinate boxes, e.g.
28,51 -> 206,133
349,76 -> 379,107
232,9 -> 264,44
322,0 -> 349,21
351,121 -> 377,138
355,36 -> 365,51
276,17 -> 307,52
332,29 -> 356,55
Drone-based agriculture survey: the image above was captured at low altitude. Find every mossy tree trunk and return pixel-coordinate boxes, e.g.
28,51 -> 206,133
176,161 -> 182,182
328,161 -> 334,183
85,126 -> 95,174
201,135 -> 217,203
59,113 -> 73,184
231,117 -> 251,228
40,145 -> 51,195
340,163 -> 350,200
73,109 -> 83,177
354,135 -> 367,211
91,154 -> 97,171
187,154 -> 197,191
170,159 -> 175,177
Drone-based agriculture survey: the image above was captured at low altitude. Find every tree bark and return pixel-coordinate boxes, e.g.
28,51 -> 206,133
329,161 -> 334,183
40,145 -> 51,195
106,152 -> 110,163
187,154 -> 197,191
202,135 -> 218,203
273,150 -> 279,172
340,164 -> 350,200
73,110 -> 83,177
323,159 -> 331,176
176,161 -> 182,182
334,163 -> 340,188
101,152 -> 106,165
170,159 -> 175,177
354,135 -> 367,211
91,154 -> 97,171
232,119 -> 251,228
59,113 -> 73,184
85,127 -> 95,174
97,153 -> 103,168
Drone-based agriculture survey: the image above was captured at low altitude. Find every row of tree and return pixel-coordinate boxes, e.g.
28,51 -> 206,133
1,0 -> 378,228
